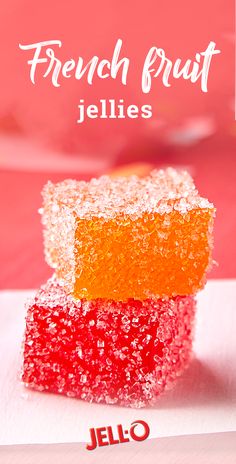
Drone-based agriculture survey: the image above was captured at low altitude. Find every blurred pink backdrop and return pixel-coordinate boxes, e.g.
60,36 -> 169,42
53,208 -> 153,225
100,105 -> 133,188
0,0 -> 235,288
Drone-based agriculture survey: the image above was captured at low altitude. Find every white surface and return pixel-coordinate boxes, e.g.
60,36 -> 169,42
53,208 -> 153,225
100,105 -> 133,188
0,280 -> 236,445
1,433 -> 236,464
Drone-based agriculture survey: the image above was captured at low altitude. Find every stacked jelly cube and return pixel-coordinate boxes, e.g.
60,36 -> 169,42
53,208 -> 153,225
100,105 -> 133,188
22,168 -> 215,407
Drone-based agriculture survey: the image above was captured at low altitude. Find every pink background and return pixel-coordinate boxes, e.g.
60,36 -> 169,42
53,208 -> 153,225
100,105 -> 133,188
0,0 -> 235,288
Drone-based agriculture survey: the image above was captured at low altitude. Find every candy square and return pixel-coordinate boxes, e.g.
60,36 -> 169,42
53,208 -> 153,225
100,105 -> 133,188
22,278 -> 196,408
41,169 -> 215,300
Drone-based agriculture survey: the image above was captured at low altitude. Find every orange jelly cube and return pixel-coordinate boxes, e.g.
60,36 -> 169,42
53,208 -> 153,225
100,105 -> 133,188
41,169 -> 215,300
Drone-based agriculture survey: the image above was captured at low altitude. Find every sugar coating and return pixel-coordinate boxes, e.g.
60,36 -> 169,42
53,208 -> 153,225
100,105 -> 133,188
41,168 -> 215,300
22,278 -> 196,408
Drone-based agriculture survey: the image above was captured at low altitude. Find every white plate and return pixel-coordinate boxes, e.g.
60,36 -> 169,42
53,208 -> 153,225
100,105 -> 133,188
0,280 -> 235,445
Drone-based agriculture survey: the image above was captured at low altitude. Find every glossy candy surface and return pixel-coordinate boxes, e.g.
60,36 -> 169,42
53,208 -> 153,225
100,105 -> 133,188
22,279 -> 196,408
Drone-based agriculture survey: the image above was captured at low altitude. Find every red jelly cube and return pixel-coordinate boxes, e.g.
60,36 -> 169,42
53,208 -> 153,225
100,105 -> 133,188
22,278 -> 196,408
